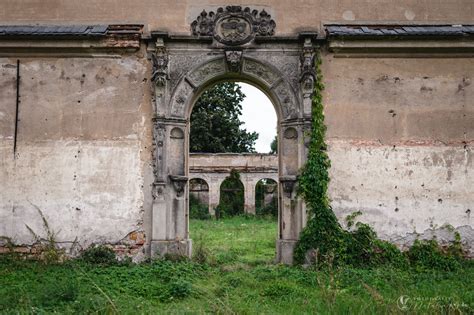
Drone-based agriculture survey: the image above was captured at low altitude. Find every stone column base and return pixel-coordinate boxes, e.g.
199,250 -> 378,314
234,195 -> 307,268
150,239 -> 192,259
276,239 -> 297,265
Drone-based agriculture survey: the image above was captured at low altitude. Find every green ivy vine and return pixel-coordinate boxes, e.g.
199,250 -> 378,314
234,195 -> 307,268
294,54 -> 465,270
294,53 -> 348,265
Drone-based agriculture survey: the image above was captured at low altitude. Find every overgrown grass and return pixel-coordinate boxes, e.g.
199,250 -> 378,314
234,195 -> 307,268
1,217 -> 472,314
191,216 -> 276,266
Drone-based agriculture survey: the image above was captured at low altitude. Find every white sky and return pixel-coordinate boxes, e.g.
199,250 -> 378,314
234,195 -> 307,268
238,83 -> 277,153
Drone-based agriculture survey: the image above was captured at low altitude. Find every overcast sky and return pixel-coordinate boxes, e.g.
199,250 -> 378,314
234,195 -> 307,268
238,83 -> 277,153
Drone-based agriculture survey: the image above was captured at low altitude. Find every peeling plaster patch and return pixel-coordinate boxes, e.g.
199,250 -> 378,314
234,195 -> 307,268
328,141 -> 473,253
404,9 -> 416,21
342,10 -> 355,21
0,140 -> 144,248
392,225 -> 474,255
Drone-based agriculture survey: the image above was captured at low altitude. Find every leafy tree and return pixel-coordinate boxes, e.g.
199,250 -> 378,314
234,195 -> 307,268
190,82 -> 258,153
269,136 -> 277,154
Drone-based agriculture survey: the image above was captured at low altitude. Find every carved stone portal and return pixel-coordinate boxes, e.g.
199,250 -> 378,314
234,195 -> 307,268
150,12 -> 312,264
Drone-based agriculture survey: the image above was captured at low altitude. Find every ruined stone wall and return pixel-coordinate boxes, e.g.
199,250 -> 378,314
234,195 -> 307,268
322,54 -> 474,251
189,153 -> 278,214
0,0 -> 472,35
0,54 -> 153,259
189,153 -> 278,172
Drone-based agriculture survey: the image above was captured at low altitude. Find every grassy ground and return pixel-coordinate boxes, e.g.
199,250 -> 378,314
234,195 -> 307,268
1,216 -> 473,314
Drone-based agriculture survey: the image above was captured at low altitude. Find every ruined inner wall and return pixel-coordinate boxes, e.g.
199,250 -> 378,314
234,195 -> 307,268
323,54 -> 474,250
0,51 -> 152,256
189,153 -> 278,214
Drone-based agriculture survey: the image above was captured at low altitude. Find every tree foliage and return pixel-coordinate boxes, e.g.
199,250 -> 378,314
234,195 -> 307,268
190,82 -> 258,153
269,136 -> 277,154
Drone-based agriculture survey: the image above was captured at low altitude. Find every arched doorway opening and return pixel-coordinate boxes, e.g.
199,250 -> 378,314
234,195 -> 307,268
189,178 -> 210,220
216,170 -> 245,219
187,80 -> 279,264
255,178 -> 278,218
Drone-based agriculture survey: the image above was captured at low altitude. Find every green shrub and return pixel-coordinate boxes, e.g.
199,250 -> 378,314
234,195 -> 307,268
407,239 -> 461,271
189,194 -> 211,220
372,239 -> 408,268
163,253 -> 189,263
36,276 -> 79,307
262,282 -> 296,299
217,170 -> 245,218
80,245 -> 117,265
166,279 -> 192,300
255,180 -> 278,218
255,198 -> 278,218
192,239 -> 212,265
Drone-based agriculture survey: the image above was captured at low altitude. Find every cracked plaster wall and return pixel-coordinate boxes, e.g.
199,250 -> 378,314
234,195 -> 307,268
322,55 -> 474,253
0,56 -> 153,256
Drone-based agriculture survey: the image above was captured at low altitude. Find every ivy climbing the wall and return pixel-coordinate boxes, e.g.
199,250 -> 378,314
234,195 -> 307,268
294,55 -> 466,270
294,53 -> 349,266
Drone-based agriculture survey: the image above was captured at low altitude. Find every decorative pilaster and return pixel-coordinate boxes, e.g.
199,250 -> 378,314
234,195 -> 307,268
299,34 -> 317,117
151,38 -> 169,86
151,37 -> 169,116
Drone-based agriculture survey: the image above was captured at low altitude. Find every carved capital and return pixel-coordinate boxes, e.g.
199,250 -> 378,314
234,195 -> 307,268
169,175 -> 188,197
280,175 -> 297,198
225,50 -> 242,72
151,38 -> 169,86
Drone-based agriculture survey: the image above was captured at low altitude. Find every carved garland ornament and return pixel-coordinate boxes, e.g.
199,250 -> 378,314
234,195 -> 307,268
191,6 -> 276,45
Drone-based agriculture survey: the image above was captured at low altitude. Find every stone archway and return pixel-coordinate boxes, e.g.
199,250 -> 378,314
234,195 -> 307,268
148,6 -> 317,264
189,178 -> 210,215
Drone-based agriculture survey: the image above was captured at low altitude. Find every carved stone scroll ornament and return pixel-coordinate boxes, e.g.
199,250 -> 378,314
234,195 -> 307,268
243,59 -> 278,86
151,38 -> 169,86
191,6 -> 276,45
169,175 -> 188,197
225,50 -> 242,73
188,59 -> 225,86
